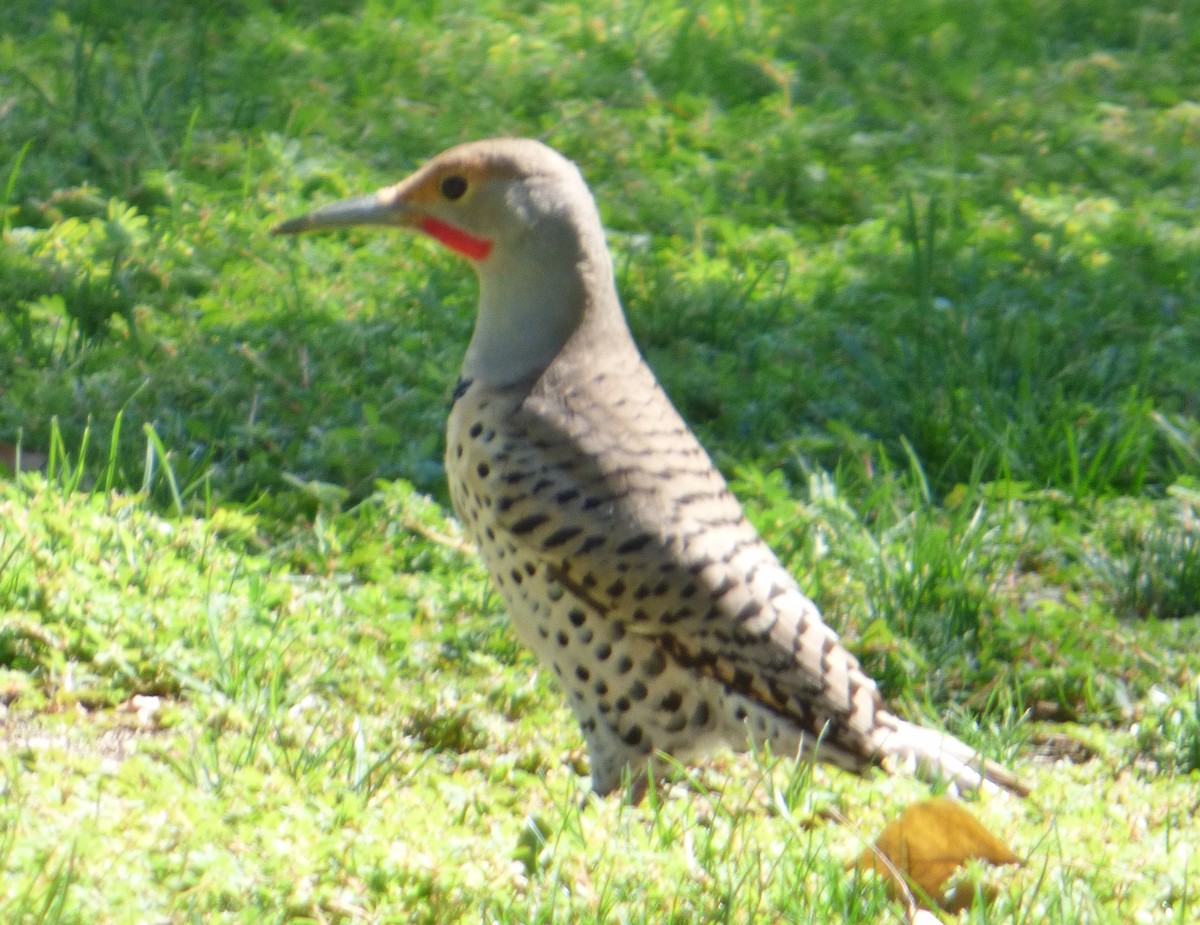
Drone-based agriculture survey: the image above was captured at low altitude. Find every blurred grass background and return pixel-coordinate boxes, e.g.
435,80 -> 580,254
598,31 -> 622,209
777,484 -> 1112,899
1,2 -> 1198,922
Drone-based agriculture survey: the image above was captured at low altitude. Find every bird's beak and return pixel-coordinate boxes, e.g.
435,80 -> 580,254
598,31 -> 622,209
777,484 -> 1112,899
272,184 -> 416,236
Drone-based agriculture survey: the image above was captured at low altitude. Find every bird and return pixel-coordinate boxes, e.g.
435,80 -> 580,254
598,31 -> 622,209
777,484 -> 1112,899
274,138 -> 1028,798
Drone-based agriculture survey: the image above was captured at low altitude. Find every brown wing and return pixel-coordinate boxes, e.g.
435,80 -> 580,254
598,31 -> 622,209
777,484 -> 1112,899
450,352 -> 887,759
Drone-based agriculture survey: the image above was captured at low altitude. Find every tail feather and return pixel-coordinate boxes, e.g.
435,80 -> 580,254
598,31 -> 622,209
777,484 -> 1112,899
872,716 -> 1030,797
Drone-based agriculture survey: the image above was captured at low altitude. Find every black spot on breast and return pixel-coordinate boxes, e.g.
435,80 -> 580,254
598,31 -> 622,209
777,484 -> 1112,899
542,525 -> 583,549
568,608 -> 586,627
576,665 -> 590,682
658,691 -> 682,712
616,697 -> 631,713
595,643 -> 612,661
468,422 -> 483,438
477,462 -> 490,478
616,656 -> 633,674
578,535 -> 607,554
691,701 -> 711,728
662,607 -> 693,625
556,631 -> 569,647
628,681 -> 648,701
622,725 -> 643,747
510,513 -> 550,534
605,580 -> 626,598
641,650 -> 666,677
616,532 -> 654,555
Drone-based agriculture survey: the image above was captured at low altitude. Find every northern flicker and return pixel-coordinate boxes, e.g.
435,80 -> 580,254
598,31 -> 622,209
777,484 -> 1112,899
275,138 -> 1027,797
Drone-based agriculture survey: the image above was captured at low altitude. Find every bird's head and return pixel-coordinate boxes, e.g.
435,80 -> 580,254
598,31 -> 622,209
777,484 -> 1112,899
274,138 -> 601,268
274,138 -> 627,384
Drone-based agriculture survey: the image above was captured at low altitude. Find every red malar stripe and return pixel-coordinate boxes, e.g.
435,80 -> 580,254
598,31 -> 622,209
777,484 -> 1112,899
419,217 -> 493,261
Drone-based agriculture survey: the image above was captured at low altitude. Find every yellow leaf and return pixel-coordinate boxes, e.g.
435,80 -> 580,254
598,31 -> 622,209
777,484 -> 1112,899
849,797 -> 1021,906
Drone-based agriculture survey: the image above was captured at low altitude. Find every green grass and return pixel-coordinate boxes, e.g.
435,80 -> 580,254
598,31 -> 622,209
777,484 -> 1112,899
2,0 -> 1199,921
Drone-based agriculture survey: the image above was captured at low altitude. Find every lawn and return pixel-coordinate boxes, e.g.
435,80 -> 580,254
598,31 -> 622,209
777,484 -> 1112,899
1,1 -> 1198,922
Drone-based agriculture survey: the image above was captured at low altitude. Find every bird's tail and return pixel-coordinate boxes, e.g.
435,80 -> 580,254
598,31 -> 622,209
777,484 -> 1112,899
871,715 -> 1030,796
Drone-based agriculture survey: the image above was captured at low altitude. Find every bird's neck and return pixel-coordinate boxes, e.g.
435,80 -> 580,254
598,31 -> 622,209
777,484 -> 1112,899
462,241 -> 634,387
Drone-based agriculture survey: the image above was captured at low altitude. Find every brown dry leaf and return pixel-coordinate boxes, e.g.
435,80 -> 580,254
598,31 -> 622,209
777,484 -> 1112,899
849,797 -> 1021,907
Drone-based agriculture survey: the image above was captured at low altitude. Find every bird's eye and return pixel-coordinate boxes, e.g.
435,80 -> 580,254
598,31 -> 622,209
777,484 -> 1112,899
440,175 -> 468,200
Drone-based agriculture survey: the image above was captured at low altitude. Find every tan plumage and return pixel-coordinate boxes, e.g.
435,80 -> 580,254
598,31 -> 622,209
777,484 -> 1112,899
275,138 -> 1028,797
